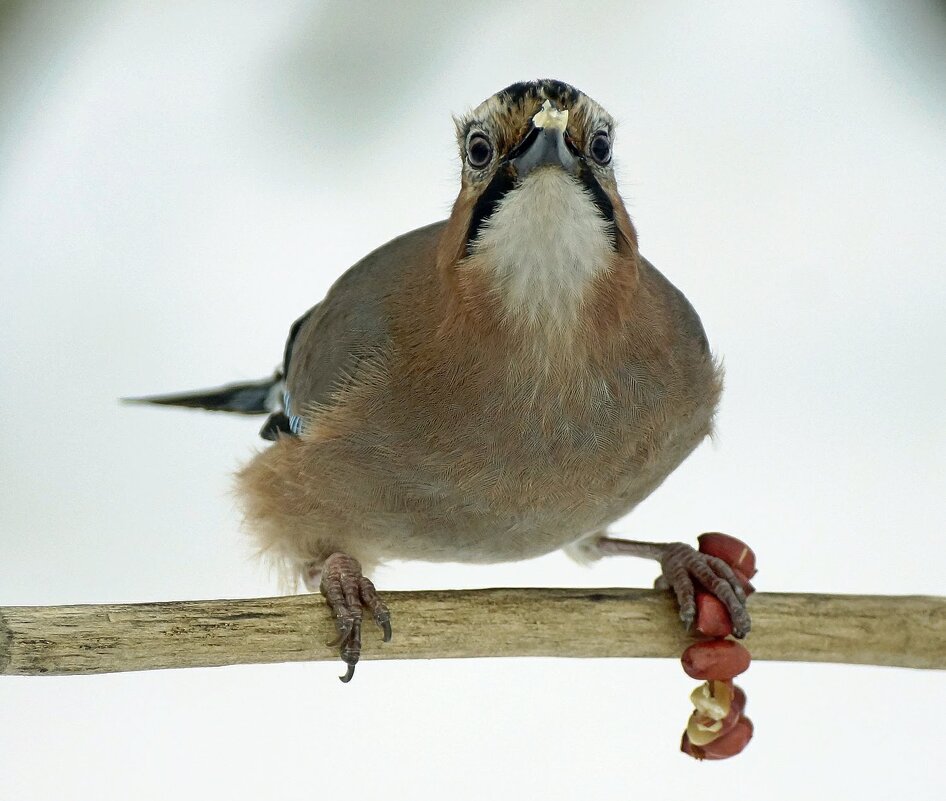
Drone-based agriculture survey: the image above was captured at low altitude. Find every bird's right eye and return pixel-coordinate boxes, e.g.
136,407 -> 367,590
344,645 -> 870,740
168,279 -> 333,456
466,133 -> 493,169
589,130 -> 612,166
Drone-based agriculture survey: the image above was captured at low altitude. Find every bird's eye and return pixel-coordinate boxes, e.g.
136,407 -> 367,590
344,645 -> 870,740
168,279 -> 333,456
589,131 -> 612,166
466,133 -> 493,169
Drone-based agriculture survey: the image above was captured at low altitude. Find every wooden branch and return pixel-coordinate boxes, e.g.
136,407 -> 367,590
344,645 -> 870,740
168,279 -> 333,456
1,589 -> 944,676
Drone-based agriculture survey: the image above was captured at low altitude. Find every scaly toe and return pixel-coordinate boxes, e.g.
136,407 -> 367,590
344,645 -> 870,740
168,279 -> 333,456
660,542 -> 751,638
318,552 -> 392,680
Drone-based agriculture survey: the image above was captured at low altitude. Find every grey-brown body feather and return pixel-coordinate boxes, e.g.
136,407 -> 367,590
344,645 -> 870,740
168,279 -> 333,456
285,223 -> 440,415
238,221 -> 721,580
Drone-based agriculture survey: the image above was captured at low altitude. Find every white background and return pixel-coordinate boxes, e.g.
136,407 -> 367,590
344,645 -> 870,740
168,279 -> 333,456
1,1 -> 944,798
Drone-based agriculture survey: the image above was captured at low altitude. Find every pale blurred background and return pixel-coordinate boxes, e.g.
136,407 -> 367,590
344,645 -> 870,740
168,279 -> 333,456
1,1 -> 944,798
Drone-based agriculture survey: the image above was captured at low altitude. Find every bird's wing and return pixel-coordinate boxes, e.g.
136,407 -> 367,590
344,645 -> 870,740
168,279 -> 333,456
638,255 -> 712,356
282,221 -> 445,433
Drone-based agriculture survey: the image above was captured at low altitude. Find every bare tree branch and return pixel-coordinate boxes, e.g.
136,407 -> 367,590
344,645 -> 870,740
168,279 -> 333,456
2,589 -> 944,676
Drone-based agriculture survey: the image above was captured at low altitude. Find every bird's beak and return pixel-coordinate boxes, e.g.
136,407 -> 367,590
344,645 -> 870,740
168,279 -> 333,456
509,99 -> 578,179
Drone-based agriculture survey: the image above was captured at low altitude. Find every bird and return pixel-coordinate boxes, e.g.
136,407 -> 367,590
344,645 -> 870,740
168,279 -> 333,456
129,79 -> 748,681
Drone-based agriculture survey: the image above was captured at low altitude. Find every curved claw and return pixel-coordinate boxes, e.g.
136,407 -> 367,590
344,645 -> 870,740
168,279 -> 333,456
729,608 -> 751,639
319,552 -> 392,682
326,618 -> 353,648
377,615 -> 393,643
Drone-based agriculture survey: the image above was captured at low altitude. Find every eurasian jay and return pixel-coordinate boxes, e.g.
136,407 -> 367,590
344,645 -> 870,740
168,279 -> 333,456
133,79 -> 748,680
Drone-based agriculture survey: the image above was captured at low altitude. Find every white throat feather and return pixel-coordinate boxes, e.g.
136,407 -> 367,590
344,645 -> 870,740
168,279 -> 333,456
470,168 -> 614,328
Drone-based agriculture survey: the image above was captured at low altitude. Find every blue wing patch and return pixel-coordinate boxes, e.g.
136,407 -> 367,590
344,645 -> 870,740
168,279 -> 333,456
284,390 -> 304,435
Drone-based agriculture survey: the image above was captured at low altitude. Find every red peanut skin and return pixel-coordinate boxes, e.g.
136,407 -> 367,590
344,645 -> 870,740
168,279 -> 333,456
689,717 -> 754,760
685,533 -> 756,760
708,683 -> 747,737
682,640 -> 751,680
698,532 -> 757,579
694,592 -> 733,637
681,685 -> 751,761
731,685 -> 747,717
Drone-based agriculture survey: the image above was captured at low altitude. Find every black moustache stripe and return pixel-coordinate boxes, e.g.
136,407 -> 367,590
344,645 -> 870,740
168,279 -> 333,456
578,166 -> 618,249
465,164 -> 516,256
505,125 -> 540,161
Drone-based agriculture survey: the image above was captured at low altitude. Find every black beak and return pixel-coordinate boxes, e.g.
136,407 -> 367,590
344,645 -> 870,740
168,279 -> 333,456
509,125 -> 578,179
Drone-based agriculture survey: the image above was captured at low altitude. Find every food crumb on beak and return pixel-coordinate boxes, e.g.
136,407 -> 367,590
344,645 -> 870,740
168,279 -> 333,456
532,99 -> 568,132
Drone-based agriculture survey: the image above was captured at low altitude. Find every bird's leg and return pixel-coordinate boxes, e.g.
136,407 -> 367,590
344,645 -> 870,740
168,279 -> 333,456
306,553 -> 392,682
593,537 -> 751,638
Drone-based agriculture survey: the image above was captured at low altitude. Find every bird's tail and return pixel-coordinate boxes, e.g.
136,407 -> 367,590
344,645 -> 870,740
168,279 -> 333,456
124,371 -> 292,439
124,372 -> 283,414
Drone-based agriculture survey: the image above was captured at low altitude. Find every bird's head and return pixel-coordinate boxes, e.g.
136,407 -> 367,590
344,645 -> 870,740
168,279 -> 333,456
439,80 -> 639,332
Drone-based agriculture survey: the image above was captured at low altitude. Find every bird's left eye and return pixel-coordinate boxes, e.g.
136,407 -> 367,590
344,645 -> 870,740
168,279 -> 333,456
466,133 -> 493,169
589,131 -> 612,165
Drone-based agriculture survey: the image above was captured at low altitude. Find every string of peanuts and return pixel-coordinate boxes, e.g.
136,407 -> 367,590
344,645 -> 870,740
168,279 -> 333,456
679,533 -> 757,760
